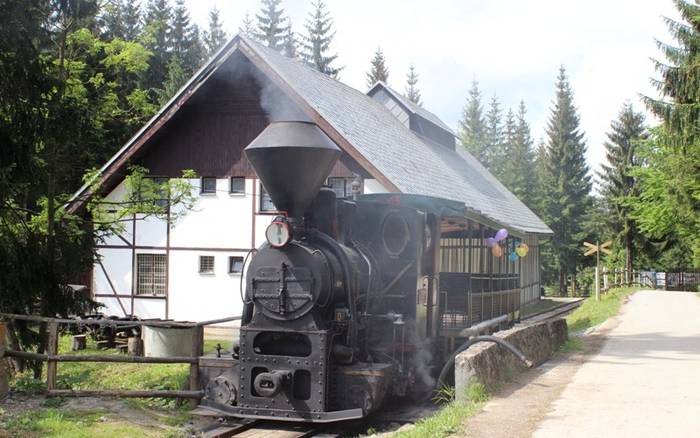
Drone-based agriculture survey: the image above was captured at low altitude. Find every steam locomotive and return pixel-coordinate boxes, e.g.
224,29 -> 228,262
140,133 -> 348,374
198,121 -> 520,423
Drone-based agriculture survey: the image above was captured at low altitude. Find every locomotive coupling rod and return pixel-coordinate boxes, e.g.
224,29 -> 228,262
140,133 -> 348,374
436,335 -> 533,389
457,315 -> 509,338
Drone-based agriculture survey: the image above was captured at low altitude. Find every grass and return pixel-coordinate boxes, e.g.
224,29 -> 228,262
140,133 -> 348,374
0,407 -> 170,438
566,287 -> 641,333
3,335 -> 230,437
392,382 -> 489,438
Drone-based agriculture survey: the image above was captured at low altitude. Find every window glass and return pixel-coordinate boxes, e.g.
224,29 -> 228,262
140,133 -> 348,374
136,254 -> 166,295
201,177 -> 217,194
230,177 -> 245,194
260,184 -> 276,212
327,177 -> 346,198
229,256 -> 244,273
199,255 -> 215,274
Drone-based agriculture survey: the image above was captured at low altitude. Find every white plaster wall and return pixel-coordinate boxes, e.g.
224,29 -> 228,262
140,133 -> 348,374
133,299 -> 166,319
363,179 -> 390,194
96,181 -> 134,247
94,248 -> 133,294
135,215 -> 167,247
96,297 -> 131,317
167,250 -> 247,323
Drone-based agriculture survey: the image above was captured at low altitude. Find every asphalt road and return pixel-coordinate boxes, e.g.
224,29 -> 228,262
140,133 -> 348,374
532,290 -> 700,438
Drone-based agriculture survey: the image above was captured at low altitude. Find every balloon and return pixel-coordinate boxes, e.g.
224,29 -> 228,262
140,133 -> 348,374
495,228 -> 509,241
485,237 -> 496,248
509,252 -> 518,262
516,246 -> 527,257
491,244 -> 503,257
514,240 -> 522,247
520,243 -> 529,252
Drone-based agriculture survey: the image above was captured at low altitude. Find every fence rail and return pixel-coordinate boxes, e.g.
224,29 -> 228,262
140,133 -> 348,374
0,313 -> 241,402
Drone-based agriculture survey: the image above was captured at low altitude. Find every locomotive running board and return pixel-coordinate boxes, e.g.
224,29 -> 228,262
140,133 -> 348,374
199,400 -> 365,423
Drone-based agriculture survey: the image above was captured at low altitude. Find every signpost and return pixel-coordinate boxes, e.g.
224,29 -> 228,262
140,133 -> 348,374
583,241 -> 612,301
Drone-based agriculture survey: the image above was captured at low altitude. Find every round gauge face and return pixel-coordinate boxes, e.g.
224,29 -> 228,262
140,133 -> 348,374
266,221 -> 291,248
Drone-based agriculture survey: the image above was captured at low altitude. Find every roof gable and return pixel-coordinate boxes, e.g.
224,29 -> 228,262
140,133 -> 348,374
70,34 -> 551,235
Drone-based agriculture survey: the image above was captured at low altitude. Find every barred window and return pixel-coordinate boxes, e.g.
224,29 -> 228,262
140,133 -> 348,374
136,254 -> 166,296
199,255 -> 215,274
230,177 -> 245,194
327,177 -> 347,198
229,256 -> 244,274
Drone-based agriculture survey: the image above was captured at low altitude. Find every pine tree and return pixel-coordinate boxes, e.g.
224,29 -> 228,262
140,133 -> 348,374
598,103 -> 647,276
458,80 -> 487,164
366,48 -> 389,88
405,64 -> 422,106
142,0 -> 173,92
256,0 -> 289,51
544,66 -> 592,295
156,55 -> 188,105
498,108 -> 517,184
204,7 -> 227,57
100,1 -> 125,40
301,1 -> 342,77
484,95 -> 504,172
240,12 -> 255,38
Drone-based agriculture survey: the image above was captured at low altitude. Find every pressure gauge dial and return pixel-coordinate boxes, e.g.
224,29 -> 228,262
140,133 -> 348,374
266,220 -> 292,248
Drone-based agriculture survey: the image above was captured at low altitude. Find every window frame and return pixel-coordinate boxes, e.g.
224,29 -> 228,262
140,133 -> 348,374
259,183 -> 276,213
201,177 -> 217,195
229,177 -> 245,195
199,255 -> 215,274
228,256 -> 244,274
135,253 -> 167,296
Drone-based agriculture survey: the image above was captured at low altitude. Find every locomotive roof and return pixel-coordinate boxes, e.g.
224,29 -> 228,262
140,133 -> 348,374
69,35 -> 552,236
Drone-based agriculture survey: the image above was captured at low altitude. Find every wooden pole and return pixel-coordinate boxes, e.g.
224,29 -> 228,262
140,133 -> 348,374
189,325 -> 204,408
595,241 -> 601,301
0,322 -> 8,398
46,321 -> 58,391
47,389 -> 203,398
4,349 -> 198,364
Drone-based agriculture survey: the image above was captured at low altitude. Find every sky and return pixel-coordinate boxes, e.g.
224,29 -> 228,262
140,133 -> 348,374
184,0 -> 680,184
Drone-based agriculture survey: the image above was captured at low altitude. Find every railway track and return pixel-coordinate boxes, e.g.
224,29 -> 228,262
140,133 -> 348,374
521,298 -> 583,323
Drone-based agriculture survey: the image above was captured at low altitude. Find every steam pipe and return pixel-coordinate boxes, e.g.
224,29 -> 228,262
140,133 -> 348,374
436,335 -> 533,389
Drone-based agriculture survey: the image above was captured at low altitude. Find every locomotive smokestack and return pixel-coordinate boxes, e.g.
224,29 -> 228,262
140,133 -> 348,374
245,121 -> 341,218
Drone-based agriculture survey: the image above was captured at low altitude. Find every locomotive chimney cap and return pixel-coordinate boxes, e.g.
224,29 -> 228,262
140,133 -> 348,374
245,121 -> 341,218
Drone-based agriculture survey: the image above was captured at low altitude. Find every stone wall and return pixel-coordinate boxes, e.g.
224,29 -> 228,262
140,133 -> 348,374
0,322 -> 8,398
454,318 -> 568,400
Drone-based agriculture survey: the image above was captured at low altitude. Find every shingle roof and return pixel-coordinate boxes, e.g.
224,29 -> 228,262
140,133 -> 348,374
368,82 -> 456,135
243,37 -> 552,235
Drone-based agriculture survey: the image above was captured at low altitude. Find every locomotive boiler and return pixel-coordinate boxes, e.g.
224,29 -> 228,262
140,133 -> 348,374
198,121 -> 520,423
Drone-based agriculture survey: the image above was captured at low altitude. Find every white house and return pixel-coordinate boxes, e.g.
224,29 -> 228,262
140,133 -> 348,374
69,35 -> 552,324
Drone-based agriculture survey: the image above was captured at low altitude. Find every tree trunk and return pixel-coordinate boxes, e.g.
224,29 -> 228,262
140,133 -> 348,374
558,267 -> 567,296
625,232 -> 633,286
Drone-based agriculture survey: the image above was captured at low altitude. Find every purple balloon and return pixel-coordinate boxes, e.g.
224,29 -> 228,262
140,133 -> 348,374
495,228 -> 509,241
485,237 -> 496,248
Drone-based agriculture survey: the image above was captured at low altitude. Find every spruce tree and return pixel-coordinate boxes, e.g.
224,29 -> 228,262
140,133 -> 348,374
503,101 -> 536,207
142,0 -> 173,93
100,1 -> 125,40
170,0 -> 205,74
240,12 -> 255,38
458,80 -> 487,164
204,7 -> 227,57
283,20 -> 298,58
599,103 -> 647,276
366,48 -> 389,88
632,0 -> 700,267
498,108 -> 517,184
484,95 -> 504,172
405,64 -> 422,106
301,0 -> 342,77
156,55 -> 187,105
256,0 -> 289,51
544,66 -> 592,295
122,0 -> 142,41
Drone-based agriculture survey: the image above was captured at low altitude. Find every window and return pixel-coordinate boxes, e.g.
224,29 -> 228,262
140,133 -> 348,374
229,256 -> 244,274
199,255 -> 215,274
230,177 -> 245,194
327,177 -> 347,198
260,184 -> 276,212
201,177 -> 217,194
136,254 -> 166,296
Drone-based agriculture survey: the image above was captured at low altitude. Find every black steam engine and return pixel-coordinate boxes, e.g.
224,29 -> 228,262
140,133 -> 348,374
198,121 -> 518,422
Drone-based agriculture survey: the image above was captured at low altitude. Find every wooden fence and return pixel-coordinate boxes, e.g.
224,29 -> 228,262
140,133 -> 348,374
0,313 -> 240,402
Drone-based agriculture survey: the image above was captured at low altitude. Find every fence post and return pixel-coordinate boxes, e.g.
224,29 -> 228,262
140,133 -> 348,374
0,322 -> 8,398
189,325 -> 203,408
46,321 -> 59,391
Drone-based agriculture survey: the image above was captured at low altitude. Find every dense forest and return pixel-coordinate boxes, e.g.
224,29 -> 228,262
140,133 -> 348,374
0,0 -> 698,350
